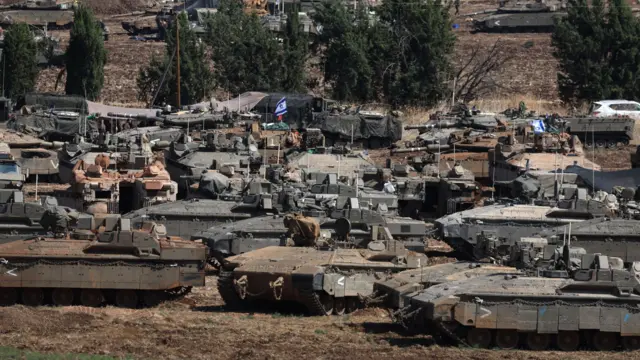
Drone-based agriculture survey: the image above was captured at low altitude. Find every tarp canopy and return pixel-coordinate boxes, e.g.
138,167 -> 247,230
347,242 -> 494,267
308,113 -> 403,142
563,166 -> 640,193
24,93 -> 86,113
86,101 -> 159,118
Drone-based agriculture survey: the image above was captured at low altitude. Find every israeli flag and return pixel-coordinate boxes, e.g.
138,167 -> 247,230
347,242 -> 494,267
275,97 -> 287,116
531,119 -> 545,133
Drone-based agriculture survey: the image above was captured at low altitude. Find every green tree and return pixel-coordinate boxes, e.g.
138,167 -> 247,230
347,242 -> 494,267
137,12 -> 214,107
65,5 -> 107,100
552,0 -> 640,103
206,0 -> 282,95
2,24 -> 38,99
281,10 -> 309,92
377,0 -> 455,106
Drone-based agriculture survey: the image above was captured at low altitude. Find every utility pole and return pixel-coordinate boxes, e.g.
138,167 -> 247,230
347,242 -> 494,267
176,13 -> 181,109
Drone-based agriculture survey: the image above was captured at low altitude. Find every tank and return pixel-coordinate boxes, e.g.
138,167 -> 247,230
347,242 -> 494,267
397,249 -> 640,351
0,214 -> 207,308
197,208 -> 429,264
563,116 -> 634,148
436,200 -> 612,259
539,218 -> 640,264
218,224 -> 428,315
471,0 -> 568,33
0,193 -> 67,241
374,262 -> 517,310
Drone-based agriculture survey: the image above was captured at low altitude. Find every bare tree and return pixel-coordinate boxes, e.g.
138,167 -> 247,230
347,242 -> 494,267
452,40 -> 514,103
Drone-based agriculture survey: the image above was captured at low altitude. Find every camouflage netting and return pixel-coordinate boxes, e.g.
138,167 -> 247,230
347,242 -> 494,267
22,93 -> 87,113
7,112 -> 98,141
564,166 -> 640,193
308,113 -> 403,142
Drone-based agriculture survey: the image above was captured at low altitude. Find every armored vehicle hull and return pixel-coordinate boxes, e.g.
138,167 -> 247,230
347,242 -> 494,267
436,203 -> 608,259
564,116 -> 634,148
400,259 -> 640,351
473,11 -> 566,32
0,217 -> 207,308
196,212 -> 428,263
219,236 -> 428,315
0,9 -> 74,28
374,262 -> 517,310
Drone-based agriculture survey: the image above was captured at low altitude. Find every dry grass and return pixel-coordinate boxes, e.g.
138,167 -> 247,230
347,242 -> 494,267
0,276 -> 639,359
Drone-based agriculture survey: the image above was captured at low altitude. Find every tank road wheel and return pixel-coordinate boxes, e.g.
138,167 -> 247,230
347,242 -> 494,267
526,332 -> 550,350
143,291 -> 168,307
345,297 -> 359,314
80,289 -> 103,307
0,288 -> 17,306
593,332 -> 619,351
334,297 -> 346,316
467,328 -> 492,348
115,290 -> 139,308
556,331 -> 580,351
622,336 -> 640,350
318,293 -> 334,315
21,288 -> 44,306
585,140 -> 594,149
51,288 -> 74,306
495,329 -> 519,349
595,139 -> 606,148
606,140 -> 617,149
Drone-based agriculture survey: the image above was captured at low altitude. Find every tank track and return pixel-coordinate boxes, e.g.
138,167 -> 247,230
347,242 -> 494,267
217,269 -> 246,310
298,288 -> 328,316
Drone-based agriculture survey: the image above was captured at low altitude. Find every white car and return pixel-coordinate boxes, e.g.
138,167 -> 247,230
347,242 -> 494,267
590,100 -> 640,119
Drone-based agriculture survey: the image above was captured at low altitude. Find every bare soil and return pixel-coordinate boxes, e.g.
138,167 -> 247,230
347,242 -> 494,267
0,276 -> 636,360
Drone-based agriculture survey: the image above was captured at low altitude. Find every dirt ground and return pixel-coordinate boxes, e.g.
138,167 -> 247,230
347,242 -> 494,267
0,276 -> 636,360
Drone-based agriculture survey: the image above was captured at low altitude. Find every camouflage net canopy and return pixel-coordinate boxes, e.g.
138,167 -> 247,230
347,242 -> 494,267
309,112 -> 403,142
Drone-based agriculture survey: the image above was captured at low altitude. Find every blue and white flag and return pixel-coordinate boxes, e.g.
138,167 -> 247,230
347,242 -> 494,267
275,97 -> 287,117
531,119 -> 545,133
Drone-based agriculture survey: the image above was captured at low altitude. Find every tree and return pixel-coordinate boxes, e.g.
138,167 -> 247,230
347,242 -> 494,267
206,0 -> 283,95
137,12 -> 214,107
281,10 -> 309,92
65,5 -> 107,100
2,24 -> 38,99
377,0 -> 456,107
313,0 -> 453,105
552,0 -> 640,104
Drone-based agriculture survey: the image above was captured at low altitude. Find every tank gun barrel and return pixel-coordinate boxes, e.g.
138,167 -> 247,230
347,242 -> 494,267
391,145 -> 451,154
404,120 -> 458,131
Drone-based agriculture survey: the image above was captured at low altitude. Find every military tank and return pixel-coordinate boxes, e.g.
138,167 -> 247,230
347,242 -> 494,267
198,208 -> 428,264
470,0 -> 567,33
397,247 -> 640,351
218,223 -> 428,315
0,213 -> 207,308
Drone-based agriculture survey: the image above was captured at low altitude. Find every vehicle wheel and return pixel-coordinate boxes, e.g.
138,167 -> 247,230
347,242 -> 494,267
21,288 -> 44,306
556,331 -> 580,351
593,332 -> 619,351
495,329 -> 519,349
345,297 -> 358,314
80,289 -> 103,307
0,288 -> 17,306
51,288 -> 74,306
334,297 -> 346,316
142,291 -> 167,307
585,141 -> 594,149
595,139 -> 606,148
318,293 -> 334,316
467,328 -> 492,348
622,139 -> 630,146
607,140 -> 617,149
115,290 -> 139,308
622,336 -> 640,350
526,332 -> 550,350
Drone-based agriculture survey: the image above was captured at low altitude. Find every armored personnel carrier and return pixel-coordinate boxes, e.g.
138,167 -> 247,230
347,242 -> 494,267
0,214 -> 207,308
397,248 -> 640,350
471,0 -> 567,33
563,116 -> 634,148
218,224 -> 428,315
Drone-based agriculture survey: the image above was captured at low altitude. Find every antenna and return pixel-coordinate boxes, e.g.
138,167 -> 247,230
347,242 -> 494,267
591,124 -> 595,194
